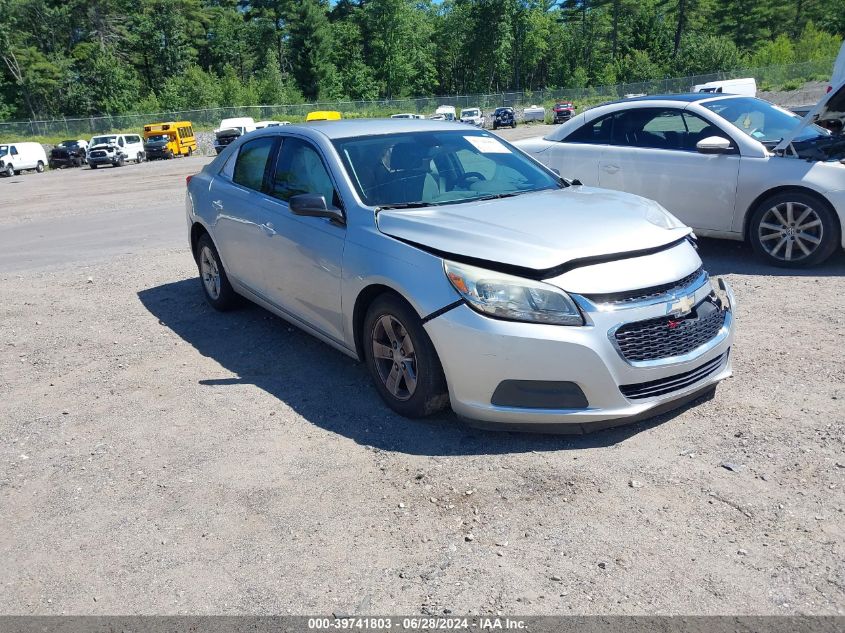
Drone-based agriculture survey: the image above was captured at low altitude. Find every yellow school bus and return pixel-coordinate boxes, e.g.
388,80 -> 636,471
142,121 -> 197,159
305,111 -> 342,122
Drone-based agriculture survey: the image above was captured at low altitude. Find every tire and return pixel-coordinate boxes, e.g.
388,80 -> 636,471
187,147 -> 193,157
116,156 -> 125,167
4,164 -> 13,177
195,234 -> 238,311
137,152 -> 145,163
49,161 -> 56,170
90,163 -> 98,170
362,293 -> 449,418
35,161 -> 45,173
492,123 -> 498,130
748,191 -> 840,267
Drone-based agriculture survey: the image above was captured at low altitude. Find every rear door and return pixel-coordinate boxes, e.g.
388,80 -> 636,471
597,107 -> 740,231
208,135 -> 279,295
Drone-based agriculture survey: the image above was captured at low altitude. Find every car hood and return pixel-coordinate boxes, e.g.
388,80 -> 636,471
90,143 -> 116,151
376,187 -> 691,272
775,49 -> 845,151
215,127 -> 244,137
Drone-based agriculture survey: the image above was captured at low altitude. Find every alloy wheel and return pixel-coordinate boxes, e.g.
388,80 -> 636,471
757,201 -> 823,263
371,314 -> 417,401
199,246 -> 221,300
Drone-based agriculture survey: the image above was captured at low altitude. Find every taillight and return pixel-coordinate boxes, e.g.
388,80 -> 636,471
186,175 -> 193,186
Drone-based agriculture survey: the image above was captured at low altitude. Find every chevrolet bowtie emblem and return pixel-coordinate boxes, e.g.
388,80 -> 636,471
669,295 -> 695,316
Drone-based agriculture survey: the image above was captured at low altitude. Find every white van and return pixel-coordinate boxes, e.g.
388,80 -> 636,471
0,142 -> 48,177
87,133 -> 145,168
692,78 -> 757,97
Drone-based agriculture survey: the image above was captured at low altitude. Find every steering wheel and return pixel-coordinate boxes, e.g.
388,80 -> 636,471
457,171 -> 487,187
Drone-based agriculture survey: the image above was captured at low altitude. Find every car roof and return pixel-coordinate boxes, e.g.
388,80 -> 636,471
273,118 -> 475,140
616,93 -> 731,104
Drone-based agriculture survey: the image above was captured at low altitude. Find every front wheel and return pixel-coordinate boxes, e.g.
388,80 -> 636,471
4,164 -> 13,177
749,191 -> 840,267
90,163 -> 98,170
362,294 -> 449,418
196,234 -> 238,311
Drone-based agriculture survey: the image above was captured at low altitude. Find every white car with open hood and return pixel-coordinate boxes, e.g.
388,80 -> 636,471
185,119 -> 735,432
516,62 -> 845,267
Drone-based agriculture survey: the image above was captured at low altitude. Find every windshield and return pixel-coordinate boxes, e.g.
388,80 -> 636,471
334,130 -> 561,208
703,97 -> 830,145
146,134 -> 170,143
58,140 -> 79,148
0,146 -> 7,157
91,136 -> 117,146
461,109 -> 479,117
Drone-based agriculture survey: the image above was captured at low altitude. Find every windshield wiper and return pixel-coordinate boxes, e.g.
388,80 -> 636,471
376,201 -> 432,211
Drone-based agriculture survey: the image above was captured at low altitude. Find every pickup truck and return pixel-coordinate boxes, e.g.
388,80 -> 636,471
214,117 -> 256,154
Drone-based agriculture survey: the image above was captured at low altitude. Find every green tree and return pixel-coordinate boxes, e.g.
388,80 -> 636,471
286,0 -> 334,100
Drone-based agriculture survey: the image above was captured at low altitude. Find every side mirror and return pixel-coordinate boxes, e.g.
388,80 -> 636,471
289,193 -> 344,222
696,136 -> 732,154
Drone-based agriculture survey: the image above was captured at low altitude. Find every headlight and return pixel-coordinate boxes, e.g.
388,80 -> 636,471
444,261 -> 583,326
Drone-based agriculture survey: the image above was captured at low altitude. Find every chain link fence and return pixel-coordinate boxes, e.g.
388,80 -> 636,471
0,59 -> 834,140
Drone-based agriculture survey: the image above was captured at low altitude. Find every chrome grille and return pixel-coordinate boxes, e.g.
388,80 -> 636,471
585,267 -> 703,306
613,298 -> 725,362
90,150 -> 107,158
620,352 -> 727,399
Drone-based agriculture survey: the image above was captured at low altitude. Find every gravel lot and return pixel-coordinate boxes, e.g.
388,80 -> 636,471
1,126 -> 843,616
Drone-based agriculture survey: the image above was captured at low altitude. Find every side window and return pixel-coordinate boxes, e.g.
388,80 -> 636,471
118,137 -> 125,147
11,146 -> 18,155
613,108 -> 687,150
270,137 -> 336,205
566,115 -> 613,144
233,137 -> 276,192
682,111 -> 729,150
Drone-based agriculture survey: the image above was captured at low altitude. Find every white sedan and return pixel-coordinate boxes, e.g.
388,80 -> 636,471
515,90 -> 845,267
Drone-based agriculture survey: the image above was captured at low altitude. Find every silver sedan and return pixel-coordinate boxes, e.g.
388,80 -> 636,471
186,119 -> 734,432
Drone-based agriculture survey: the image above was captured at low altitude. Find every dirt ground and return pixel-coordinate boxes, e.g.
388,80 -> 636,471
0,126 -> 843,616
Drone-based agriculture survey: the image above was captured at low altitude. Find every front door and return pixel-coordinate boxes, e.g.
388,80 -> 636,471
257,136 -> 346,343
596,107 -> 740,231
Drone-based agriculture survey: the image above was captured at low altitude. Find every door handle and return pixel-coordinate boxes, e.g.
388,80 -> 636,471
602,164 -> 620,174
212,200 -> 223,211
261,222 -> 276,236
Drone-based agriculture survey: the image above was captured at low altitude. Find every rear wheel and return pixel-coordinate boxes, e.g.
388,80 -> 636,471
362,294 -> 449,418
749,191 -> 839,267
35,161 -> 44,173
196,234 -> 238,311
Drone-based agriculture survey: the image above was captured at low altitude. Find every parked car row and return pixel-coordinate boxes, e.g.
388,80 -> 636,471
1,120 -> 201,177
182,46 -> 845,432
